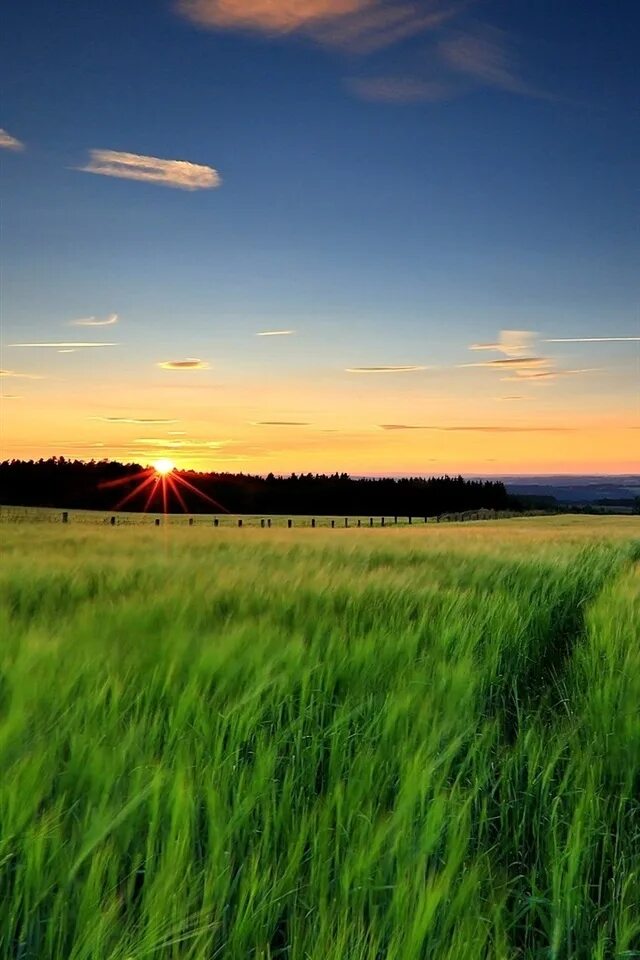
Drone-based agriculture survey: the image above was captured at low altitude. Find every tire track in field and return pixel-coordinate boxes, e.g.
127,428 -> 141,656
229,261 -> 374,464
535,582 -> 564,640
496,542 -> 639,744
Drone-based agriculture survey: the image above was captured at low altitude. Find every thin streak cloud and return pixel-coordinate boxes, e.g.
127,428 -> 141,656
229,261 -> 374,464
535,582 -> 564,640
91,417 -> 181,424
0,128 -> 25,151
9,341 -> 119,348
500,368 -> 599,382
253,421 -> 311,426
256,330 -> 297,336
460,357 -> 550,369
70,313 -> 119,327
346,365 -> 428,373
158,359 -> 211,370
544,337 -> 640,344
0,369 -> 45,379
79,150 -> 221,191
379,423 -> 575,432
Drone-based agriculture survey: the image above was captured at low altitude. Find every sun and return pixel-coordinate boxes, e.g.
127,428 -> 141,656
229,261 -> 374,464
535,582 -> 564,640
153,458 -> 175,476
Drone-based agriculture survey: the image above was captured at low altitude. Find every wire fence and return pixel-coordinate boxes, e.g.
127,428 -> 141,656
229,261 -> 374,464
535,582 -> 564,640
1,506 -> 535,528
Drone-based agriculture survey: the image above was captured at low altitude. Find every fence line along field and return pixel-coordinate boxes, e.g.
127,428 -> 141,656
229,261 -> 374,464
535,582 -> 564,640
1,516 -> 639,959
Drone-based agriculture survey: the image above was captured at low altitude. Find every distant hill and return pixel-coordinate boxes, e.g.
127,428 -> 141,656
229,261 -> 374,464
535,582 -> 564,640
501,476 -> 640,504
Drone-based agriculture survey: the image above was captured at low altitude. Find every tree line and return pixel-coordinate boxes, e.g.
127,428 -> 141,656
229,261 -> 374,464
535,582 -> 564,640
0,457 -> 516,516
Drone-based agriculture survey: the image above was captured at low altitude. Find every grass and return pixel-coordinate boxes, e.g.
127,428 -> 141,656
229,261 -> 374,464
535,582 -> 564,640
0,516 -> 639,959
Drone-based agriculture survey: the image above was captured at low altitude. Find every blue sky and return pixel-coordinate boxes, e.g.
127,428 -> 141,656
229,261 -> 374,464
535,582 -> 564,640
1,0 -> 638,473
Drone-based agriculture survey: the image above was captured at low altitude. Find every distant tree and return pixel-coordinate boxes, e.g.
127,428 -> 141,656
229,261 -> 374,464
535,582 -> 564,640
0,457 -> 516,516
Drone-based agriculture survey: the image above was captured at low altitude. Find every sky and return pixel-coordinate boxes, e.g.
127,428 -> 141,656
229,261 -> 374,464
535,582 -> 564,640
1,0 -> 638,476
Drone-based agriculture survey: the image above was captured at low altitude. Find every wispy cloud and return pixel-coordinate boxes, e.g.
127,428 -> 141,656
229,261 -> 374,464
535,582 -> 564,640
544,337 -> 640,344
347,76 -> 455,103
136,438 -> 232,449
0,128 -> 24,151
253,421 -> 311,426
346,365 -> 428,373
469,330 -> 536,357
79,150 -> 221,191
177,0 -> 460,53
439,27 -> 543,98
158,359 -> 211,370
467,329 -> 611,384
380,423 -> 574,432
0,394 -> 22,399
379,423 -> 429,430
500,368 -> 599,382
8,341 -> 118,348
70,313 -> 119,327
91,416 -> 181,424
256,329 -> 296,336
460,357 -> 551,370
0,369 -> 45,380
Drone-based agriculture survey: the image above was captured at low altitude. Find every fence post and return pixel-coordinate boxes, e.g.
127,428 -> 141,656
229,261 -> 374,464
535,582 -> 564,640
155,518 -> 160,527
331,520 -> 335,529
288,519 -> 292,529
110,516 -> 116,526
408,516 -> 412,524
311,518 -> 316,528
344,518 -> 349,528
267,518 -> 271,528
61,511 -> 68,524
238,518 -> 243,528
261,518 -> 265,528
357,519 -> 361,528
369,517 -> 373,527
214,517 -> 219,527
381,517 -> 385,527
394,516 -> 398,525
189,518 -> 194,526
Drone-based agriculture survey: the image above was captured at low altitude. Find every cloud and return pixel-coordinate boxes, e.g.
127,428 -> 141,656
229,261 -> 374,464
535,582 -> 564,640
256,329 -> 296,336
70,313 -> 119,327
91,416 -> 181,424
379,423 -> 429,430
460,357 -> 551,369
0,394 -> 22,399
494,395 -> 532,401
79,150 -> 221,191
253,420 -> 311,426
158,359 -> 211,370
0,129 -> 25,151
347,75 -> 455,103
177,0 -> 460,53
346,365 -> 428,373
8,341 -> 118,348
379,423 -> 574,432
136,438 -> 232,449
0,369 -> 45,379
469,330 -> 536,357
439,27 -> 542,97
544,337 -> 640,344
501,368 -> 599,382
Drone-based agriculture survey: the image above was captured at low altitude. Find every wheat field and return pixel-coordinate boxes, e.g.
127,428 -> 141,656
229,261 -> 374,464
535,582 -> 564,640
1,516 -> 638,959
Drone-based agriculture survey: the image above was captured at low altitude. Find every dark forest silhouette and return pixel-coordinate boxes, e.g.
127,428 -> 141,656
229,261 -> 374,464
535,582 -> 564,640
0,458 -> 515,516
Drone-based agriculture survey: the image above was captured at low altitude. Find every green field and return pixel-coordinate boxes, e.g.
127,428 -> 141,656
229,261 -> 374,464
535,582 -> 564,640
1,516 -> 639,959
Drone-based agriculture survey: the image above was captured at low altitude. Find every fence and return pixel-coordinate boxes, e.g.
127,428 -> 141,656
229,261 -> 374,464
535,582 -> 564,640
24,508 -> 515,528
